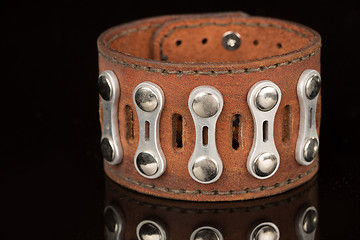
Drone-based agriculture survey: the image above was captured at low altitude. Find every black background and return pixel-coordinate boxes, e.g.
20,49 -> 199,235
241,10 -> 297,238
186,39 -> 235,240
2,2 -> 360,239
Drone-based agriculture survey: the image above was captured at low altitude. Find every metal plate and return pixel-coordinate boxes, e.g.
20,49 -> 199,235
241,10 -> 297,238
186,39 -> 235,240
188,86 -> 224,184
99,70 -> 123,165
133,82 -> 166,179
247,81 -> 281,179
295,70 -> 321,165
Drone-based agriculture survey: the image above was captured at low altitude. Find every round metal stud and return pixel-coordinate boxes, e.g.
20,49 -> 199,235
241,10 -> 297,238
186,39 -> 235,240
104,207 -> 118,233
253,153 -> 278,177
303,138 -> 319,162
136,152 -> 159,176
222,31 -> 241,51
252,225 -> 279,240
137,220 -> 166,240
305,74 -> 321,100
193,229 -> 220,240
192,157 -> 218,182
303,209 -> 318,233
135,87 -> 159,112
101,138 -> 114,162
255,86 -> 279,111
191,227 -> 223,240
98,75 -> 113,101
192,92 -> 220,118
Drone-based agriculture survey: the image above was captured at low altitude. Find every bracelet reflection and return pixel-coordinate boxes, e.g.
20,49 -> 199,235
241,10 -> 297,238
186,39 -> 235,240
104,174 -> 319,240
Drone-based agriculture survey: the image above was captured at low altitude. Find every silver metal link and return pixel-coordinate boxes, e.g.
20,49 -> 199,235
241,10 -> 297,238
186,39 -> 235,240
133,82 -> 166,179
295,70 -> 321,165
247,81 -> 281,179
99,70 -> 123,165
188,86 -> 224,184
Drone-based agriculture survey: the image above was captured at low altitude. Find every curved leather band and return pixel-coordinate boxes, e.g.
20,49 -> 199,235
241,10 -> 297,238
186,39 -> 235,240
97,12 -> 321,201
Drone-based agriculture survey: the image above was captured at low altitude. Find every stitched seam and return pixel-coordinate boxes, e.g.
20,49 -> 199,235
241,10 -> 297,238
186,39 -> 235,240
159,21 -> 312,59
109,175 -> 316,213
98,47 -> 320,76
106,162 -> 318,196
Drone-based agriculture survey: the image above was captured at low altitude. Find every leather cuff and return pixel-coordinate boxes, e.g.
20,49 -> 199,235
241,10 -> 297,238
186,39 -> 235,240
97,12 -> 322,201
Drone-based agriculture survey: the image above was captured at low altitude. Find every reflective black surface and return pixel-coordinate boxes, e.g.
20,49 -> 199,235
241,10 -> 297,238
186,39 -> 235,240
3,3 -> 360,239
104,174 -> 320,239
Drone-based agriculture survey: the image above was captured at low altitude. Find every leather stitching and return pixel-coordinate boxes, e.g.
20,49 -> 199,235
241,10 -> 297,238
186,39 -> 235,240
106,161 -> 318,196
99,47 -> 320,75
100,21 -> 320,75
108,175 -> 317,213
159,21 -> 312,59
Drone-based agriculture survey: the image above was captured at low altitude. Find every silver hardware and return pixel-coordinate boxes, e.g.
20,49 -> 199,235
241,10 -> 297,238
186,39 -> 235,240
247,81 -> 281,179
136,220 -> 167,240
255,86 -> 279,111
295,206 -> 318,240
222,31 -> 241,51
188,86 -> 223,184
104,205 -> 125,240
303,138 -> 319,162
296,70 -> 321,165
98,74 -> 112,101
253,153 -> 278,177
135,86 -> 159,112
133,82 -> 166,179
305,75 -> 321,100
192,157 -> 218,182
192,92 -> 220,118
136,152 -> 159,176
249,222 -> 280,240
190,226 -> 224,240
99,70 -> 123,165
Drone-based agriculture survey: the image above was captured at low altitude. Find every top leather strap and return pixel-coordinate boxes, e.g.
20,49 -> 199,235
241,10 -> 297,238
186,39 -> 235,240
97,12 -> 321,201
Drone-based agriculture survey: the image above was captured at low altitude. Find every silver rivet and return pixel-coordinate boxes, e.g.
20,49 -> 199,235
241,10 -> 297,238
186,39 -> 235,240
303,138 -> 319,162
253,153 -> 278,177
303,209 -> 318,233
253,225 -> 279,240
194,229 -> 220,240
192,157 -> 218,182
100,138 -> 114,163
192,92 -> 220,118
136,152 -> 159,176
255,86 -> 279,111
138,223 -> 162,240
98,75 -> 112,101
222,31 -> 241,51
305,74 -> 321,100
137,220 -> 166,240
135,87 -> 159,112
191,227 -> 223,240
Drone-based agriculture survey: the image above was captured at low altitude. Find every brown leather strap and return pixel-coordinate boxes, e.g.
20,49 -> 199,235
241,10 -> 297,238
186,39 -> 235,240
97,12 -> 321,201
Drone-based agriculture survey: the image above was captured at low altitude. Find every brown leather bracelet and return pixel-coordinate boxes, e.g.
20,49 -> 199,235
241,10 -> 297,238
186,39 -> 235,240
97,12 -> 322,201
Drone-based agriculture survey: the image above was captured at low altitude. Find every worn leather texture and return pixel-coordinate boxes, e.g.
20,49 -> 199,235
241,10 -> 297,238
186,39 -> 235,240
97,12 -> 321,201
